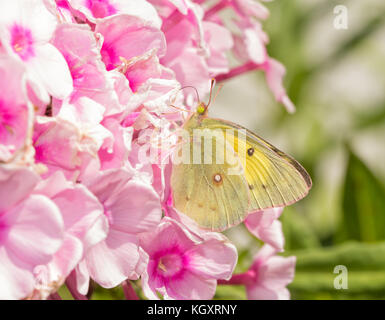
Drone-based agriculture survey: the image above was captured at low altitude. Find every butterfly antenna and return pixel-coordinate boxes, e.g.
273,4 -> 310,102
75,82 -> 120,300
206,78 -> 216,107
178,85 -> 201,103
168,104 -> 194,115
212,83 -> 224,105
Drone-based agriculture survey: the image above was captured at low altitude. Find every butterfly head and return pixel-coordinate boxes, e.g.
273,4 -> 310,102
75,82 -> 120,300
195,79 -> 222,117
196,102 -> 208,116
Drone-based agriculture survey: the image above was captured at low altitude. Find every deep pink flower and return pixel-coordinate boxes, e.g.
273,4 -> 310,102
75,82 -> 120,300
148,0 -> 189,17
97,116 -> 133,170
33,116 -> 85,180
0,56 -> 32,163
0,0 -> 73,103
51,23 -> 122,116
232,20 -> 268,65
231,0 -> 269,21
263,58 -> 296,113
50,0 -> 77,23
95,15 -> 166,88
219,244 -> 296,300
29,172 -> 108,299
74,168 -> 162,290
33,95 -> 113,181
244,208 -> 285,252
245,245 -> 296,300
68,0 -> 161,26
160,6 -> 212,100
203,21 -> 233,75
140,217 -> 237,299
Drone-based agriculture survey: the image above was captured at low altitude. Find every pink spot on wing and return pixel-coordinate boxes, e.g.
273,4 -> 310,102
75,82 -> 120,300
10,24 -> 35,61
86,0 -> 117,19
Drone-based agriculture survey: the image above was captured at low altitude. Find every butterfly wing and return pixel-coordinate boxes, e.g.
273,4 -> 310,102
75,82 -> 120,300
200,117 -> 312,212
171,121 -> 250,231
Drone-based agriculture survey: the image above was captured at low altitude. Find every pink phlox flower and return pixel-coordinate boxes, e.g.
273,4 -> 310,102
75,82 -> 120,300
0,166 -> 64,299
0,56 -> 33,164
98,116 -> 133,171
203,21 -> 234,75
232,19 -> 268,65
57,97 -> 113,153
231,0 -> 270,21
67,0 -> 161,27
0,0 -> 73,104
73,167 -> 162,291
45,0 -> 78,24
30,171 -> 108,299
96,14 -> 166,73
95,15 -> 180,111
244,207 -> 285,252
245,244 -> 296,300
51,23 -> 123,117
33,115 -> 98,181
148,0 -> 190,17
160,5 -> 214,101
140,217 -> 237,300
263,57 -> 296,113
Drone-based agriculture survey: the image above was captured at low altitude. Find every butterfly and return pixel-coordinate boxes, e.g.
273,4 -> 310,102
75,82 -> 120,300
170,81 -> 312,232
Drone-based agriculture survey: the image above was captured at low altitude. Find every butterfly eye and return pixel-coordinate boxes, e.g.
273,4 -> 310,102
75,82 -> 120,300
197,103 -> 206,115
247,148 -> 254,156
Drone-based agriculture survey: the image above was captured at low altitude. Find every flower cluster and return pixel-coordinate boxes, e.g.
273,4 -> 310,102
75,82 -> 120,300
0,0 -> 295,300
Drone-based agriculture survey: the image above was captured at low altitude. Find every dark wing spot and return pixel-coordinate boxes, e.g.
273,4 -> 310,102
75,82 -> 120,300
248,184 -> 254,190
247,147 -> 255,156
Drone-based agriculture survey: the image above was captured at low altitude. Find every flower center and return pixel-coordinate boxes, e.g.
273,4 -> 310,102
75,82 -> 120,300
102,204 -> 114,225
156,252 -> 185,278
0,214 -> 9,244
10,24 -> 34,61
0,100 -> 16,139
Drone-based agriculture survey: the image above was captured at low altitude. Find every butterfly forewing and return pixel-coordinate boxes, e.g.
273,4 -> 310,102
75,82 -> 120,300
200,117 -> 312,212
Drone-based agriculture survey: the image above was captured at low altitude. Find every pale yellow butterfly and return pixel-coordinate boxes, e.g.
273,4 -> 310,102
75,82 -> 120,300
170,81 -> 312,231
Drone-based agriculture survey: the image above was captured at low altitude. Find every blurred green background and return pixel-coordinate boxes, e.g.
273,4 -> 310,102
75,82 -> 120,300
59,0 -> 385,300
213,0 -> 385,300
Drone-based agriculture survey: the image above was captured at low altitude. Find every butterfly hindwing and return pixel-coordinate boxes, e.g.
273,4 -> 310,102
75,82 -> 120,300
171,120 -> 250,231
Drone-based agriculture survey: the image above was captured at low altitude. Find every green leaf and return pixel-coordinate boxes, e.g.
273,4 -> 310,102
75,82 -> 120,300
215,285 -> 246,300
281,206 -> 321,251
288,241 -> 385,299
336,150 -> 385,242
353,104 -> 385,130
